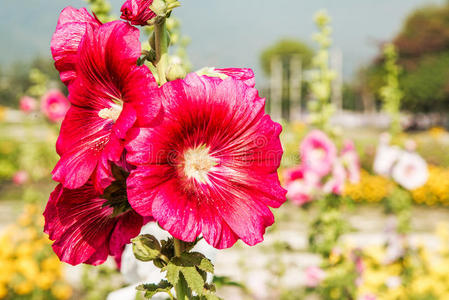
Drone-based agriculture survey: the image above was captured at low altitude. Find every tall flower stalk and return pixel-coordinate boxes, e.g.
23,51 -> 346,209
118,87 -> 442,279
380,44 -> 403,137
308,10 -> 336,134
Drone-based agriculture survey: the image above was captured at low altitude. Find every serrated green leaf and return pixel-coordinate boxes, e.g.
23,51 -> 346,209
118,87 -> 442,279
198,257 -> 214,273
136,280 -> 172,298
180,266 -> 205,295
172,252 -> 205,267
204,294 -> 221,300
164,263 -> 180,286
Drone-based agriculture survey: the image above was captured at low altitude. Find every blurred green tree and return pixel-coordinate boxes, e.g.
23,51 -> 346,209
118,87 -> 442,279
260,38 -> 313,75
359,2 -> 449,114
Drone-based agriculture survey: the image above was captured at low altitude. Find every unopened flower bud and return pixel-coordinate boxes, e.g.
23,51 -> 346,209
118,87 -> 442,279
166,63 -> 187,81
132,234 -> 161,262
150,0 -> 168,17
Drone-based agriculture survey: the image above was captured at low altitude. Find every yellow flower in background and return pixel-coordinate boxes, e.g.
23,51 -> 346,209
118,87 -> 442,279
51,284 -> 73,300
344,170 -> 394,203
0,204 -> 71,299
14,280 -> 33,295
428,126 -> 447,139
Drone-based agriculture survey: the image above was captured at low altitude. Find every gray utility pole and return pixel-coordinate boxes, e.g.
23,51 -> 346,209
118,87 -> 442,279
290,55 -> 303,120
331,48 -> 343,112
270,56 -> 283,120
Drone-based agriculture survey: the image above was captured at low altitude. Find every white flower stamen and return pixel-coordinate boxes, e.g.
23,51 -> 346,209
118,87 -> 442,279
183,145 -> 217,183
98,100 -> 123,122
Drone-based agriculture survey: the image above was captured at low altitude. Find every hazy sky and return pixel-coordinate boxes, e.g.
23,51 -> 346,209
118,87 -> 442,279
0,0 -> 445,83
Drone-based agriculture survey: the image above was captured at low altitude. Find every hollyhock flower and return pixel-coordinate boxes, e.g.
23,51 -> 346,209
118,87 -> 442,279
391,152 -> 429,190
284,166 -> 320,206
51,6 -> 101,86
52,21 -> 161,191
304,266 -> 326,287
120,0 -> 156,26
300,130 -> 337,178
41,90 -> 70,122
373,144 -> 401,177
196,67 -> 256,87
19,96 -> 37,113
341,139 -> 360,184
44,176 -> 144,266
126,73 -> 286,249
13,171 -> 29,185
323,161 -> 346,195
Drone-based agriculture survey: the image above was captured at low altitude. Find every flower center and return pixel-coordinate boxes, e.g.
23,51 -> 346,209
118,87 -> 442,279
98,99 -> 123,122
182,145 -> 218,184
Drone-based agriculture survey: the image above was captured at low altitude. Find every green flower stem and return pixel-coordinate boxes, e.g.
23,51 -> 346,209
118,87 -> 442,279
174,238 -> 189,300
154,17 -> 169,85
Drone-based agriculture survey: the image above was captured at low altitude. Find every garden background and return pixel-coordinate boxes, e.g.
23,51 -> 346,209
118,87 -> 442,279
1,0 -> 449,299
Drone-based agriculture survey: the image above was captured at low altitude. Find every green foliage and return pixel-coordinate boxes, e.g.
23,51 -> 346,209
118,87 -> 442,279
132,235 -> 218,299
84,0 -> 113,22
137,280 -> 173,298
0,57 -> 60,107
260,38 -> 313,75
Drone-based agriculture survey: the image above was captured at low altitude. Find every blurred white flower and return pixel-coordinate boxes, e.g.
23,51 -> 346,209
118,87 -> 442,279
392,152 -> 429,190
373,144 -> 401,177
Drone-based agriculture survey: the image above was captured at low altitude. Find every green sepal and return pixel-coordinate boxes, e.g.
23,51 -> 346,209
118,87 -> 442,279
132,234 -> 162,262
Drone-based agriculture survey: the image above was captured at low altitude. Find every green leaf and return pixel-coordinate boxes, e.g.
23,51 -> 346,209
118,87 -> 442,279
132,235 -> 162,262
165,263 -> 180,286
198,257 -> 214,274
136,280 -> 172,298
180,266 -> 205,295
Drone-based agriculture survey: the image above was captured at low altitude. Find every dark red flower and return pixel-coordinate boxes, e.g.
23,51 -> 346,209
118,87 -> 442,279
51,20 -> 161,191
120,0 -> 156,26
44,180 -> 143,266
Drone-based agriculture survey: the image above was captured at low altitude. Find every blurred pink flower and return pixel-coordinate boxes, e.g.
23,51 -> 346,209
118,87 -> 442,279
300,130 -> 337,178
13,171 -> 28,185
304,266 -> 326,287
359,294 -> 377,300
323,161 -> 346,195
341,139 -> 361,184
41,90 -> 70,123
19,96 -> 37,113
284,166 -> 320,206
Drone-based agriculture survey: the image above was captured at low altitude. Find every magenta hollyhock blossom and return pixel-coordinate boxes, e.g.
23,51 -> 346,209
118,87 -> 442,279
19,96 -> 37,113
51,7 -> 101,86
341,139 -> 361,184
51,20 -> 161,191
120,0 -> 156,26
126,73 -> 286,249
300,130 -> 337,178
41,90 -> 70,123
44,182 -> 144,266
284,166 -> 320,206
215,68 -> 256,87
